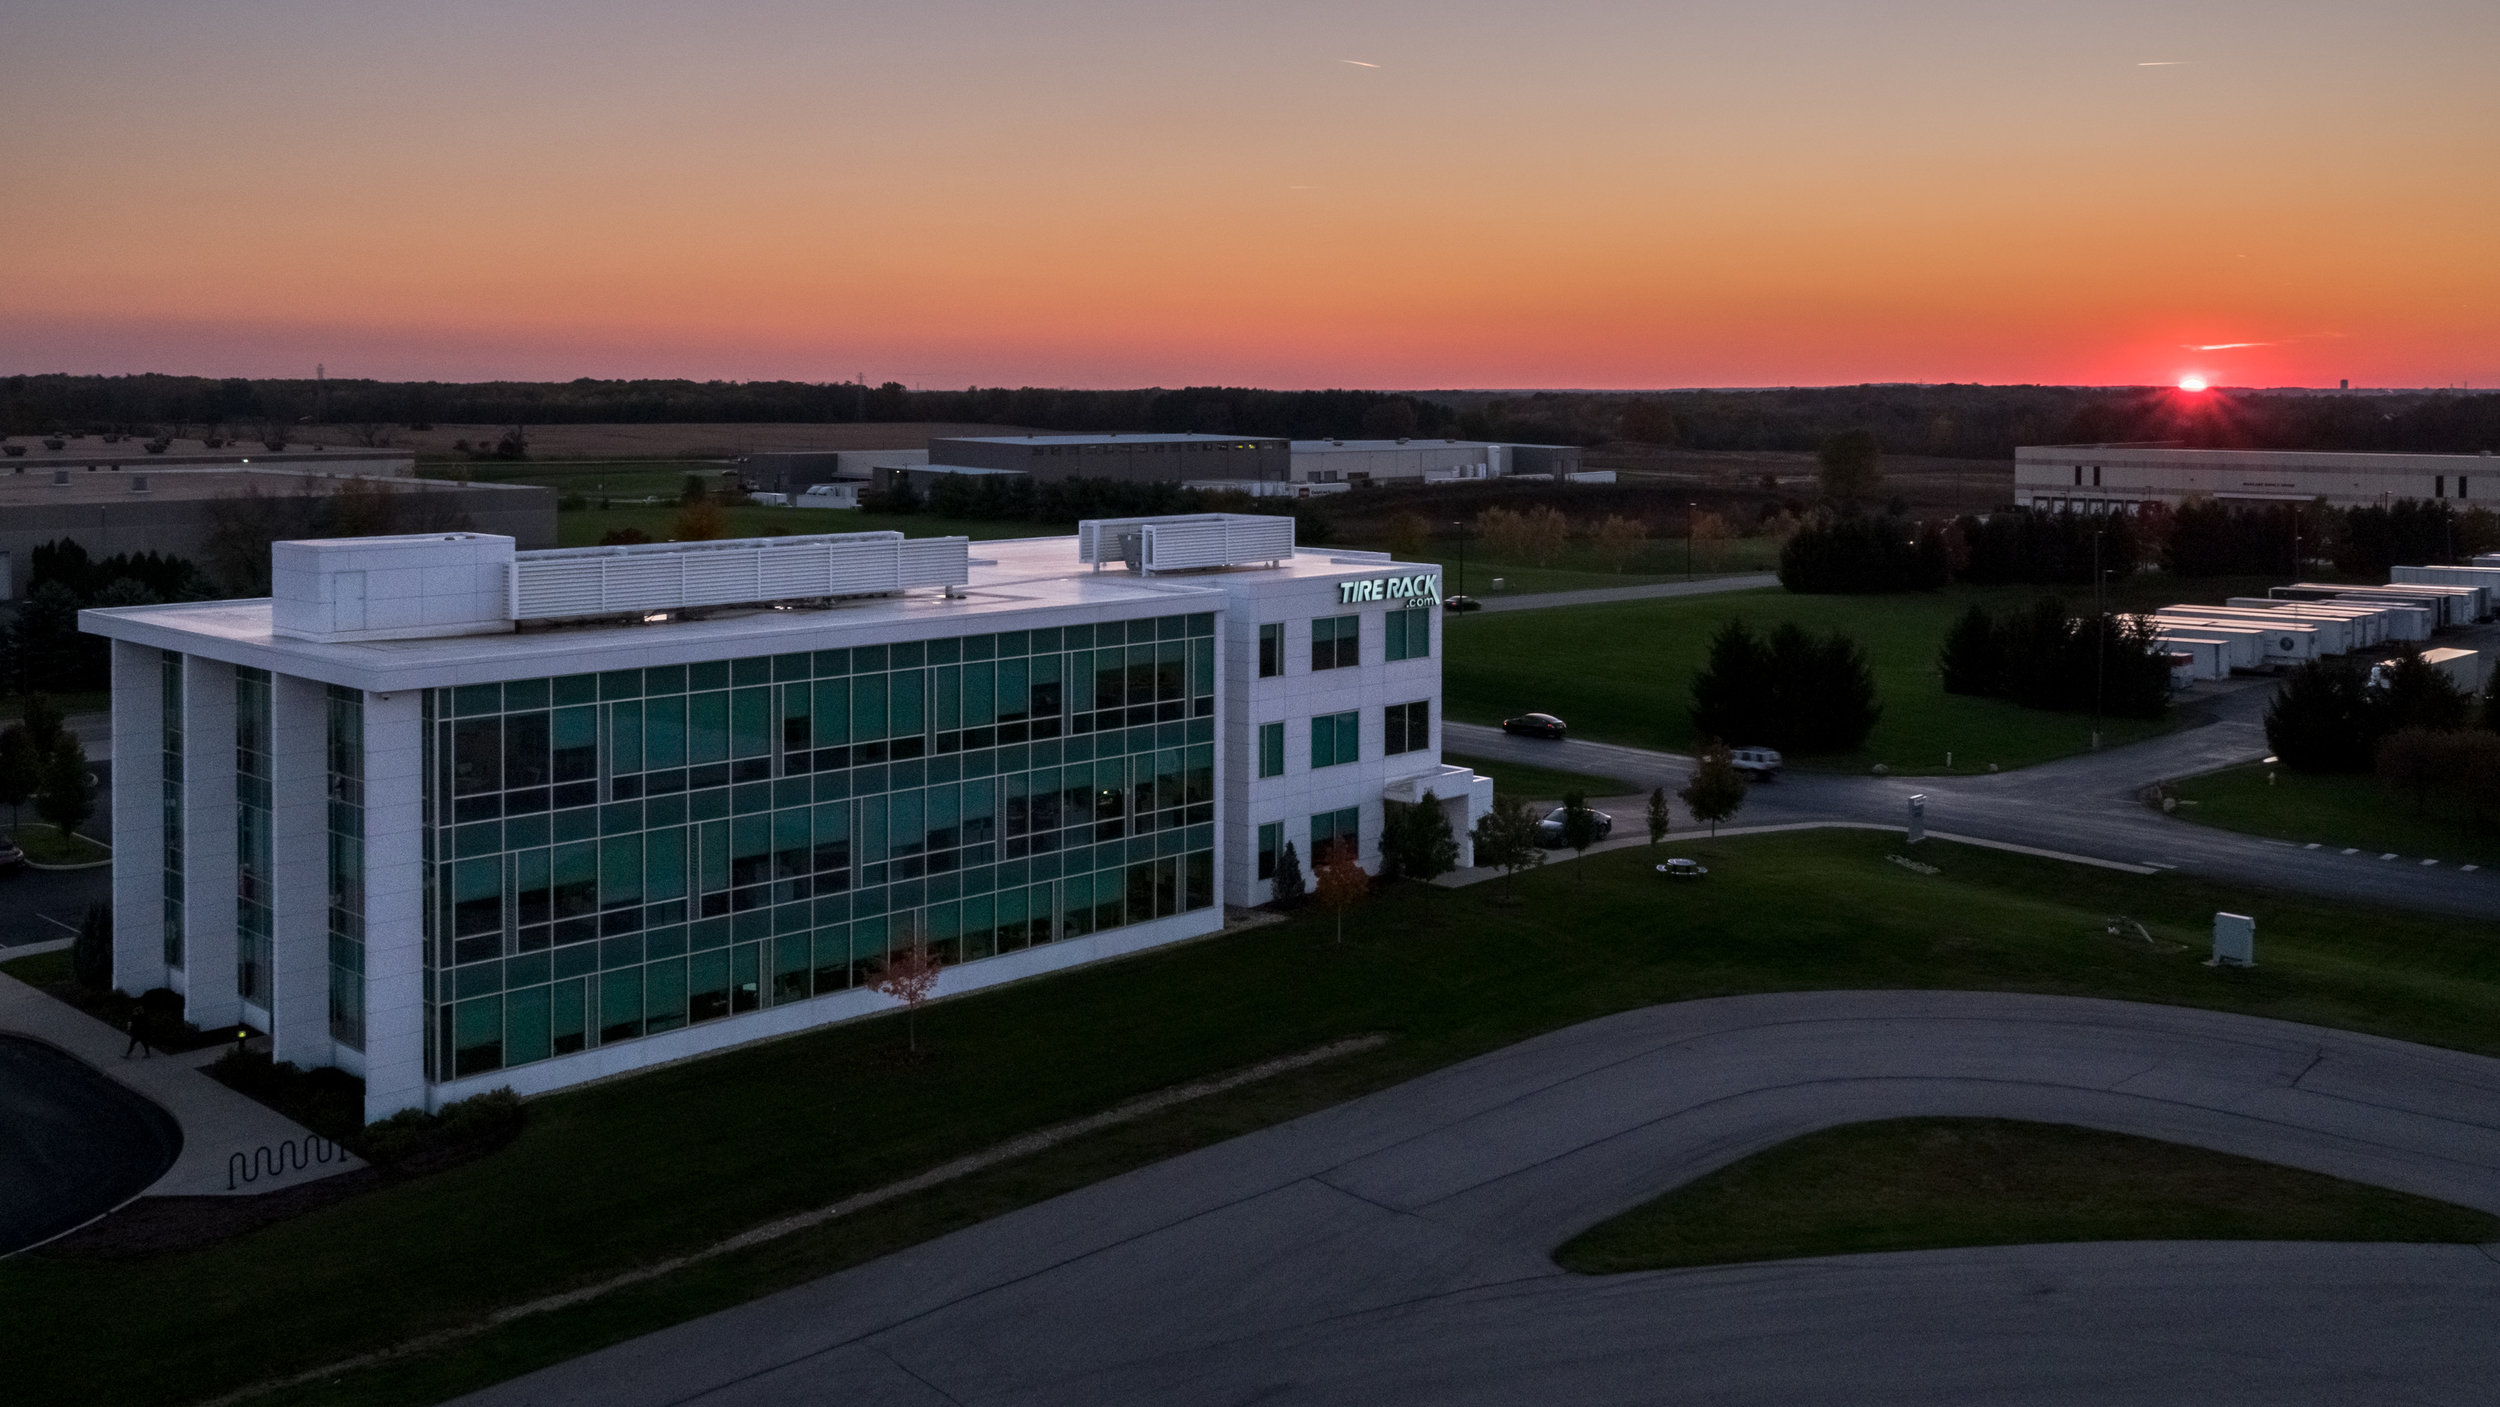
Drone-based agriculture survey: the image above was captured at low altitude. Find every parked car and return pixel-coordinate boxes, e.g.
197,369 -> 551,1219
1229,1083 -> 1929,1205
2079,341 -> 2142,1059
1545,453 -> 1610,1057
1536,806 -> 1613,846
1656,858 -> 1709,879
1729,746 -> 1784,780
1502,712 -> 1567,739
1443,595 -> 1483,613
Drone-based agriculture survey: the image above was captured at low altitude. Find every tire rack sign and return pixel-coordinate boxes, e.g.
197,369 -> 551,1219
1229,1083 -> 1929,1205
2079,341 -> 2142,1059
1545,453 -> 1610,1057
1340,573 -> 1441,608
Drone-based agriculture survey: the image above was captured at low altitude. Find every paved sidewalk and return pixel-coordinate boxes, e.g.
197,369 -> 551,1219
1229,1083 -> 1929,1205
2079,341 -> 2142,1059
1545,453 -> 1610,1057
0,971 -> 360,1196
1467,573 -> 1779,612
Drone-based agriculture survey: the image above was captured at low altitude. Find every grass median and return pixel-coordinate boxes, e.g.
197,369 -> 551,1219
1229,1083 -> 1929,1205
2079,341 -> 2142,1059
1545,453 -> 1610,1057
1440,580 -> 2293,773
1444,752 -> 1639,801
9,828 -> 2500,1407
1555,1116 -> 2500,1273
2169,761 -> 2500,868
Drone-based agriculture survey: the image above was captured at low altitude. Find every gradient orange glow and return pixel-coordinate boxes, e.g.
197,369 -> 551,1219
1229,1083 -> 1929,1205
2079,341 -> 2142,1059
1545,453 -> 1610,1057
4,0 -> 2496,388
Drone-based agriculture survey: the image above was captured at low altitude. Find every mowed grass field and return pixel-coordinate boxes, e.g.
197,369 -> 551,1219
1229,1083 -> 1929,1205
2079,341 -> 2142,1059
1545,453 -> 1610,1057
1356,535 -> 1781,598
1443,579 -> 2284,773
10,829 -> 2500,1407
1553,1116 -> 2500,1272
550,502 -> 1067,548
2170,762 -> 2500,868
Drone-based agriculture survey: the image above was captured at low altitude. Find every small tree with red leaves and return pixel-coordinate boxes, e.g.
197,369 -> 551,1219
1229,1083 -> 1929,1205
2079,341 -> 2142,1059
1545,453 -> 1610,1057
1313,845 -> 1370,947
870,929 -> 945,1056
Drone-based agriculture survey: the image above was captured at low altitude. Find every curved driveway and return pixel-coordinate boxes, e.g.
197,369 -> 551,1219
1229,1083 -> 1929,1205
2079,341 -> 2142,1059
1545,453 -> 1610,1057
459,992 -> 2500,1407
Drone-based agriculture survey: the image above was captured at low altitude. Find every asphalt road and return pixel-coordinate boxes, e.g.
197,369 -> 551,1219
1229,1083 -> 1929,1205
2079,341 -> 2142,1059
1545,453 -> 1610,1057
1447,682 -> 2500,918
455,991 -> 2500,1407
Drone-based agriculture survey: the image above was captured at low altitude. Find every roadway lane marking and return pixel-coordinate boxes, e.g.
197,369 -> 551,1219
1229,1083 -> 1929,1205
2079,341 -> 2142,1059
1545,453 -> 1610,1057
2466,865 -> 2482,873
2304,843 -> 2321,850
2421,859 -> 2440,867
2143,861 -> 2178,870
2342,848 -> 2361,855
36,913 -> 79,935
2380,853 -> 2401,861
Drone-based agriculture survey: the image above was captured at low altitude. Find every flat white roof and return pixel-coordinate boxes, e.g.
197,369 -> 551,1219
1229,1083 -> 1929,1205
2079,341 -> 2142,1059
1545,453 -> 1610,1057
81,533 -> 1432,693
940,434 -> 1280,446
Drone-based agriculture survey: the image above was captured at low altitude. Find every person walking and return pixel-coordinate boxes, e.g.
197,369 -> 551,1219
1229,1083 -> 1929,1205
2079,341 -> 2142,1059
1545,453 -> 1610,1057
122,1007 -> 155,1060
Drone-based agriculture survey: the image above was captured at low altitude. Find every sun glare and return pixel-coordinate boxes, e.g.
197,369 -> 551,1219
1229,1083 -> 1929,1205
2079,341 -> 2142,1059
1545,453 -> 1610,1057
2177,375 -> 2209,393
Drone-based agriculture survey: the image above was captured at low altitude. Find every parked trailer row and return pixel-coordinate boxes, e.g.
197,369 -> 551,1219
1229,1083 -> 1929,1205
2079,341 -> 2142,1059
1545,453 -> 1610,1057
2152,610 -> 2322,666
2388,566 -> 2500,618
2276,581 -> 2477,630
2230,597 -> 2426,647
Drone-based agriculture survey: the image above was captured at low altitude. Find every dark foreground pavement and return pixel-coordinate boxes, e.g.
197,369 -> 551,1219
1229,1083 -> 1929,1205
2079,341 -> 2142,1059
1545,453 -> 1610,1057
454,991 -> 2500,1407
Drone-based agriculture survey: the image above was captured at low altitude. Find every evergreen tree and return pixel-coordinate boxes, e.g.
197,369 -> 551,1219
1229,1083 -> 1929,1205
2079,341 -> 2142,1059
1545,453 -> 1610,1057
2372,644 -> 2472,734
1690,620 -> 1773,747
1645,786 -> 1672,844
1269,840 -> 1307,908
1938,603 -> 2001,696
1470,797 -> 1547,891
1559,790 -> 1601,854
2265,661 -> 2378,773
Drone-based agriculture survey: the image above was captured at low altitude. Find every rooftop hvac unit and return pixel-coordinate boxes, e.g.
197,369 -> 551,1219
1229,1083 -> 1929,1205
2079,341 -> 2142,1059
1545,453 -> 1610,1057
1077,514 -> 1295,573
510,531 -> 970,621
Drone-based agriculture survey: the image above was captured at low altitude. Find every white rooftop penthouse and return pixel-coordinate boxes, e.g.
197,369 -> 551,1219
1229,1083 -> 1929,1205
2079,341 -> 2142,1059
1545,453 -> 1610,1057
81,521 -> 1485,1122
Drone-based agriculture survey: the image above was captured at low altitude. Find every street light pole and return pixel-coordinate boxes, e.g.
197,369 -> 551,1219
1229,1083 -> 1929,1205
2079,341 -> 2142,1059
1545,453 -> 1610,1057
2092,523 -> 2104,750
1686,501 -> 1696,580
1451,519 -> 1467,597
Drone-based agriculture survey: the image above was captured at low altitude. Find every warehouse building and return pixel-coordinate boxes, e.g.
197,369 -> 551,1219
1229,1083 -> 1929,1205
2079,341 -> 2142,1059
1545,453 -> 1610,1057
928,434 -> 1290,485
80,516 -> 1486,1122
2017,445 -> 2500,512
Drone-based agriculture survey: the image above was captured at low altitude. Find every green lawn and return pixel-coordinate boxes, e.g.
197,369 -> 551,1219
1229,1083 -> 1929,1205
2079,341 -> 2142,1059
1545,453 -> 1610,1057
1554,1116 -> 2500,1273
11,830 -> 2500,1407
1445,752 -> 1641,801
554,503 -> 1067,549
460,460 -> 735,501
11,822 -> 109,865
2170,762 -> 2500,867
1440,583 -> 2269,773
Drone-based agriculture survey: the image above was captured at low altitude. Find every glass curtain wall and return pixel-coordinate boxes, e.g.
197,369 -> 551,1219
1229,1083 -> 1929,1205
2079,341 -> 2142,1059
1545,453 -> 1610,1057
424,612 -> 1220,1080
235,667 -> 274,1006
327,686 -> 366,1048
161,652 -> 184,969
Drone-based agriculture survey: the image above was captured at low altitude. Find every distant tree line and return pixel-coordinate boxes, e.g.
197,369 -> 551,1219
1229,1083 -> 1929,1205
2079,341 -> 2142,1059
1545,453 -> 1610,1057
11,375 -> 2496,462
1689,620 -> 1882,754
1938,601 -> 2172,720
6,539 -> 218,693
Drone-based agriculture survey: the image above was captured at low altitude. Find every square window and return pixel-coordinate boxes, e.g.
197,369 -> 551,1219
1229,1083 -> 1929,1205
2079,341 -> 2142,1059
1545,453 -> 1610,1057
1310,615 -> 1359,671
1259,622 -> 1283,678
1385,608 -> 1432,661
1385,700 -> 1429,755
1310,710 -> 1359,769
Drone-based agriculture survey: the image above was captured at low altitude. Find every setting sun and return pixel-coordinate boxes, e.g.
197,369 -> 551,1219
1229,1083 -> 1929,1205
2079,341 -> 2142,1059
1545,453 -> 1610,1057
2177,375 -> 2210,393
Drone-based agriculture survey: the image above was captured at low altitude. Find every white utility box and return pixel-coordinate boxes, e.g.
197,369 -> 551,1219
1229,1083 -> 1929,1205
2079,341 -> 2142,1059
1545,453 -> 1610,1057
2212,912 -> 2255,968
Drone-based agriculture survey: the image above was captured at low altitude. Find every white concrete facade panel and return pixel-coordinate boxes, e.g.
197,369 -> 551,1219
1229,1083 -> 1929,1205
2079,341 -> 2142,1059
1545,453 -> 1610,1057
109,639 -> 167,992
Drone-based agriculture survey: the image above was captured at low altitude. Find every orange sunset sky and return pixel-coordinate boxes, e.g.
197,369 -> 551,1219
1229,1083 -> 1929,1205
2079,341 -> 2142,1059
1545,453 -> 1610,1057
5,0 -> 2495,390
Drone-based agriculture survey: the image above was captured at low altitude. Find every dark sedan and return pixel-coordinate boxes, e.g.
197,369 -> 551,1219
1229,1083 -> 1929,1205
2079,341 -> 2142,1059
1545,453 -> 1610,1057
1501,712 -> 1567,739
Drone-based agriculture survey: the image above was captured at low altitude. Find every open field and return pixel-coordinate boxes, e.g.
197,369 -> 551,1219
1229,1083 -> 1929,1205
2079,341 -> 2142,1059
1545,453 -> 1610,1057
1583,446 -> 2015,520
550,503 -> 1066,549
10,828 -> 2500,1407
1442,581 -> 2289,773
330,422 -> 1006,460
1553,1116 -> 2500,1273
2169,761 -> 2500,868
1346,535 -> 1780,597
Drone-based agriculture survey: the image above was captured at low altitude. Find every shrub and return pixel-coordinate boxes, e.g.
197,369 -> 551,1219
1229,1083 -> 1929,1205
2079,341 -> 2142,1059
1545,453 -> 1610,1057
1269,840 -> 1307,908
360,1088 -> 526,1170
1379,792 -> 1460,882
1938,603 -> 2001,696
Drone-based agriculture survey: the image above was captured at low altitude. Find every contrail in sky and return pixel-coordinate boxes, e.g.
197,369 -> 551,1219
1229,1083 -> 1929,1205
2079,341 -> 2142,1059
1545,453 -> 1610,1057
1340,59 -> 1379,68
2187,342 -> 2273,350
2138,61 -> 2189,66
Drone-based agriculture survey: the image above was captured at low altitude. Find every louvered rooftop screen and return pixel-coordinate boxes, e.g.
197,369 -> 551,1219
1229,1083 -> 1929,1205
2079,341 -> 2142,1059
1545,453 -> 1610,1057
511,531 -> 971,621
1076,514 -> 1295,573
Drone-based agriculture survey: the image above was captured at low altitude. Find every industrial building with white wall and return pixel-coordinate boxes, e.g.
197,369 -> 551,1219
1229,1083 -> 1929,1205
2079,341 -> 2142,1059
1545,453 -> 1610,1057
79,517 -> 1488,1124
2017,445 -> 2500,513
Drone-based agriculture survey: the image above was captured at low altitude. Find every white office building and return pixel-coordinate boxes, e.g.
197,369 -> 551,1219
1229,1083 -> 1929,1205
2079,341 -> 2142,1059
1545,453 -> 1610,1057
2016,444 -> 2500,513
79,517 -> 1488,1123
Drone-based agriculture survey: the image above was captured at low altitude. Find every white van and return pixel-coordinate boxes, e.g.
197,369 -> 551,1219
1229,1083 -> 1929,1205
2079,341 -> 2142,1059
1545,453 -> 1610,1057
1730,747 -> 1783,780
